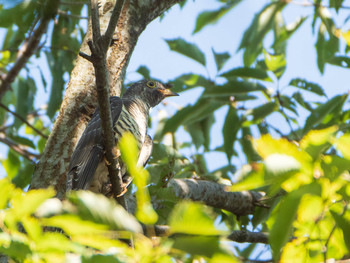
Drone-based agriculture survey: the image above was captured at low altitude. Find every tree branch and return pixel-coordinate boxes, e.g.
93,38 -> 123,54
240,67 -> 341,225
168,179 -> 265,216
0,133 -> 39,163
82,0 -> 126,201
0,103 -> 48,139
0,0 -> 60,99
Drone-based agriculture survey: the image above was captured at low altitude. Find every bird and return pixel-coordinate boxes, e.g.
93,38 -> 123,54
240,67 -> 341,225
66,80 -> 179,196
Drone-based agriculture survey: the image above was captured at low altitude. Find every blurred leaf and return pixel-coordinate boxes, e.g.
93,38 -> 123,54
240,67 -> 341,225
193,3 -> 237,33
68,191 -> 142,233
264,50 -> 286,78
292,92 -> 313,112
212,48 -> 230,71
331,210 -> 350,251
1,150 -> 20,179
203,80 -> 266,98
162,99 -> 222,135
250,102 -> 277,123
136,65 -> 151,79
119,133 -> 158,224
240,127 -> 261,162
0,178 -> 15,209
186,114 -> 215,151
11,188 -> 55,218
289,78 -> 326,96
14,77 -> 36,129
173,236 -> 220,258
300,126 -> 337,159
42,214 -> 108,236
82,255 -> 122,263
165,38 -> 206,66
0,240 -> 31,262
264,153 -> 301,176
12,161 -> 34,189
303,94 -> 347,134
222,107 -> 240,162
221,67 -> 271,81
171,73 -> 214,93
335,134 -> 350,159
239,2 -> 286,66
328,55 -> 350,68
169,202 -> 225,235
8,134 -> 35,149
270,183 -> 321,260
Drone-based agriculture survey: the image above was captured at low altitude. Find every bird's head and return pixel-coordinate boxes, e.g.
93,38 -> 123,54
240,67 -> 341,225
123,80 -> 179,107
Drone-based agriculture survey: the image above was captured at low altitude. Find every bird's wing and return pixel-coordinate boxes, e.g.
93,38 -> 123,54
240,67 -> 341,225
67,96 -> 123,191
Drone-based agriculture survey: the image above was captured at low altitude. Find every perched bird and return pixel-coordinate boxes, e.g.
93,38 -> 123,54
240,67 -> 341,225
67,80 -> 178,195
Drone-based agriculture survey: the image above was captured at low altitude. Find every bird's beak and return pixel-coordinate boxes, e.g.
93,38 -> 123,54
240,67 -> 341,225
159,88 -> 179,97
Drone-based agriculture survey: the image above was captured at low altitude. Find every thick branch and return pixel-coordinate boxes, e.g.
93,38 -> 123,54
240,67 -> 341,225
0,103 -> 48,139
168,179 -> 264,216
0,0 -> 60,99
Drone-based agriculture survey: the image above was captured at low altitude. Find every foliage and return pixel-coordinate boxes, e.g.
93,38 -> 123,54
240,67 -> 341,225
1,0 -> 350,262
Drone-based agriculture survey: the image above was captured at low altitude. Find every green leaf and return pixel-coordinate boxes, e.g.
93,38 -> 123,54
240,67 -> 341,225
203,80 -> 266,98
250,102 -> 277,122
303,94 -> 348,134
11,188 -> 56,218
83,255 -> 122,263
172,236 -> 220,258
0,178 -> 15,209
264,50 -> 286,78
331,210 -> 350,251
42,214 -> 109,236
222,107 -> 240,162
119,133 -> 158,224
136,65 -> 151,79
292,92 -> 313,112
212,48 -> 230,71
169,202 -> 225,235
335,134 -> 350,159
1,150 -> 20,179
240,127 -> 261,162
328,55 -> 350,68
269,184 -> 321,260
193,3 -> 237,34
165,38 -> 206,66
12,161 -> 34,189
289,78 -> 326,96
220,67 -> 271,81
239,2 -> 286,66
161,99 -> 222,135
171,74 -> 214,93
68,191 -> 142,233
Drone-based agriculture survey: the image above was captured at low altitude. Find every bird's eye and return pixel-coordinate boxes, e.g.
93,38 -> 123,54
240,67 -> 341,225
146,81 -> 156,88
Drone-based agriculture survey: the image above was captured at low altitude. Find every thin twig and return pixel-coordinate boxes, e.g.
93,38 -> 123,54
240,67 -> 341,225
0,0 -> 60,99
0,103 -> 48,139
0,133 -> 40,163
58,10 -> 88,20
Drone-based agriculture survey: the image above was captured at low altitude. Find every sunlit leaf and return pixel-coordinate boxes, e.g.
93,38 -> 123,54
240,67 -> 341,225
1,150 -> 20,179
264,50 -> 286,78
119,133 -> 158,224
303,94 -> 347,133
169,202 -> 225,235
335,134 -> 350,159
0,178 -> 15,209
68,191 -> 142,233
331,210 -> 350,251
165,38 -> 206,66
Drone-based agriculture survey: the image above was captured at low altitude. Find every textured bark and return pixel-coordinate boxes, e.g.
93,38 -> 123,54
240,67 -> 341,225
30,0 -> 181,198
168,179 -> 264,216
126,178 -> 264,217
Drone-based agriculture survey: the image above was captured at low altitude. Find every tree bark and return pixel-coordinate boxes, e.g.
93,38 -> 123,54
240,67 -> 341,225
30,0 -> 182,198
